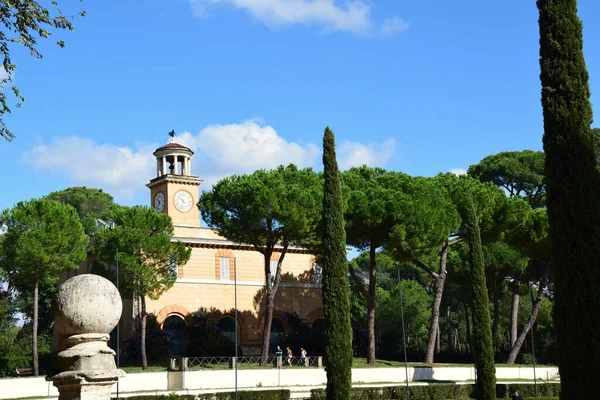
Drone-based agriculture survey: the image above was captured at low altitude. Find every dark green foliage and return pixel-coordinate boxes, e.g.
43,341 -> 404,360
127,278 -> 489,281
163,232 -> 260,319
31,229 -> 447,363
468,150 -> 546,208
0,327 -> 55,377
321,127 -> 353,400
462,198 -> 496,399
122,314 -> 170,363
45,186 -> 115,235
376,279 -> 432,354
185,314 -> 239,357
91,205 -> 191,370
198,164 -> 321,363
281,311 -> 312,355
0,198 -> 88,375
537,0 -> 600,396
124,390 -> 290,400
0,1 -> 85,141
343,169 -> 459,363
310,383 -> 560,399
500,383 -> 560,398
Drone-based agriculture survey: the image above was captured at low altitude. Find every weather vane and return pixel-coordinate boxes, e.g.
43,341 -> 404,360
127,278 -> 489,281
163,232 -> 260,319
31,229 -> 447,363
168,129 -> 176,142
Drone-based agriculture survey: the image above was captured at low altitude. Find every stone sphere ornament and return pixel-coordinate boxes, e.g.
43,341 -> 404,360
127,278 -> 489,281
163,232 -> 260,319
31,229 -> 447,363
53,274 -> 122,337
47,274 -> 125,400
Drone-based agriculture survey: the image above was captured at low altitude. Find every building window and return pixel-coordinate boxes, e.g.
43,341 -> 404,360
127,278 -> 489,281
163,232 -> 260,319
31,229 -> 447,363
220,257 -> 230,280
269,318 -> 285,354
168,257 -> 179,277
313,263 -> 322,285
163,315 -> 186,356
217,317 -> 236,343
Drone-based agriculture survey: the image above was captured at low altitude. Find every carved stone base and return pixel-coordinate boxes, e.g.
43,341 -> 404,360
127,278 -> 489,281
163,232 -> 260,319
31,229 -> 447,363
49,370 -> 125,400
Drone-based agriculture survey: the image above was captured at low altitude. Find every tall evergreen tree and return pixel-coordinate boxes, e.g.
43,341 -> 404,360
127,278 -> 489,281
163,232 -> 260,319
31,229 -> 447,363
463,197 -> 496,400
91,206 -> 191,370
0,199 -> 88,375
321,127 -> 352,400
538,0 -> 600,395
198,165 -> 322,364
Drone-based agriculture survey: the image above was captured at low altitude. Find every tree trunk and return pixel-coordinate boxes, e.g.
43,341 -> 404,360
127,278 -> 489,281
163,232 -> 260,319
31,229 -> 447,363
447,301 -> 453,353
259,246 -> 287,366
140,295 -> 148,370
510,284 -> 520,348
506,275 -> 548,364
260,290 -> 275,365
436,321 -> 441,352
423,241 -> 449,364
492,281 -> 500,349
464,300 -> 472,355
32,277 -> 39,376
366,243 -> 377,364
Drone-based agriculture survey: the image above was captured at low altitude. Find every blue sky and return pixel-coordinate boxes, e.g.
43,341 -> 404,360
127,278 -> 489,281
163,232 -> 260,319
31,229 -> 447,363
1,0 -> 599,211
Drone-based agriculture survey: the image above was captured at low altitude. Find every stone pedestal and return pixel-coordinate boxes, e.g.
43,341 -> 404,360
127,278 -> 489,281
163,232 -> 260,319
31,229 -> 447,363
50,371 -> 123,400
47,275 -> 126,400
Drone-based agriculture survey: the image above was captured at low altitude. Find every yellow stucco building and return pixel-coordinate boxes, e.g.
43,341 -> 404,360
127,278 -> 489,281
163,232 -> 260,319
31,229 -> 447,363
122,141 -> 324,355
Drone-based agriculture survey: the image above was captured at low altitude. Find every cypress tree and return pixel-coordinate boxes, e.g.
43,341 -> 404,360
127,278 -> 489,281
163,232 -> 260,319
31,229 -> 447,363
538,1 -> 600,396
463,197 -> 496,400
321,127 -> 353,400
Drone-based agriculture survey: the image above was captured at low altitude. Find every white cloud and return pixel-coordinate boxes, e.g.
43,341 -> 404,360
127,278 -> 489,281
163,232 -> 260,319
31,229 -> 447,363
189,0 -> 407,36
22,120 -> 396,200
23,137 -> 157,201
337,138 -> 395,170
380,16 -> 409,36
449,168 -> 467,176
177,120 -> 320,186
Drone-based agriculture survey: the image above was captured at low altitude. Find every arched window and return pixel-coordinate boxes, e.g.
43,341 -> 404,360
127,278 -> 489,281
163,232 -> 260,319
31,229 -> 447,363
163,315 -> 186,356
217,317 -> 236,343
269,318 -> 285,354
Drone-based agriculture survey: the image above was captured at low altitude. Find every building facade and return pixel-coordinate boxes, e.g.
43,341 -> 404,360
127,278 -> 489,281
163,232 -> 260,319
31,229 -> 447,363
135,142 -> 323,355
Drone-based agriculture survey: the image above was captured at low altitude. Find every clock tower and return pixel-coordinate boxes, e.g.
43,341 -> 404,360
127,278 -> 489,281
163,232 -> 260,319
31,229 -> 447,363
147,141 -> 202,227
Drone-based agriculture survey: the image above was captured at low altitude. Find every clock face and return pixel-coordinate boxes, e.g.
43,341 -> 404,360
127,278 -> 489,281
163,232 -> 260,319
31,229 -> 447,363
174,190 -> 193,212
154,192 -> 165,213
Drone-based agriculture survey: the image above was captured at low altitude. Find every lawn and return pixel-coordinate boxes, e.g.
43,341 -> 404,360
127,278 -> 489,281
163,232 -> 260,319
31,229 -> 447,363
118,357 -> 555,373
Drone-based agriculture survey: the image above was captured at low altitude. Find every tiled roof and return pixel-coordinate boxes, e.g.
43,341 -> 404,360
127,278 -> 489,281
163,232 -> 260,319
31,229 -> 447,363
155,142 -> 191,152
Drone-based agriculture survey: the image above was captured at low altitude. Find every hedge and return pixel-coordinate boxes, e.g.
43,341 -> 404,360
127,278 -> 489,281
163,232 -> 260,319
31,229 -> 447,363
0,356 -> 31,377
123,390 -> 290,400
309,383 -> 560,399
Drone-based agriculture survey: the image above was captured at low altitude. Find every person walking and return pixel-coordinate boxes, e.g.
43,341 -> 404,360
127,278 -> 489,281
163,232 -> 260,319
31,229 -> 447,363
286,346 -> 293,366
276,346 -> 283,368
300,347 -> 308,366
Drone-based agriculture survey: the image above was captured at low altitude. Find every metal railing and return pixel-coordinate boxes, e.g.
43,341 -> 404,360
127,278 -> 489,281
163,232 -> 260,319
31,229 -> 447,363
170,355 -> 322,371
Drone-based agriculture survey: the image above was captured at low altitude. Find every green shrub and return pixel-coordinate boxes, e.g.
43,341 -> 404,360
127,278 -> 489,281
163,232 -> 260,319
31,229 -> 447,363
497,383 -> 560,398
311,383 -> 561,400
186,315 -> 239,358
0,355 -> 31,377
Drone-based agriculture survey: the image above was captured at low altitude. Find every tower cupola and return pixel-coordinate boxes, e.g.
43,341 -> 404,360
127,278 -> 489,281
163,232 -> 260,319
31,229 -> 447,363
153,142 -> 194,177
147,138 -> 202,227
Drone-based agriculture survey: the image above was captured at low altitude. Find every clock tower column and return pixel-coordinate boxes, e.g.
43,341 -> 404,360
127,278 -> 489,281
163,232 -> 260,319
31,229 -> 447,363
146,142 -> 202,227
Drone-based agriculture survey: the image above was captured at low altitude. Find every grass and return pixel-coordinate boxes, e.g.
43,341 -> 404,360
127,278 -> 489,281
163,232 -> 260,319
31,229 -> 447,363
117,358 -> 557,373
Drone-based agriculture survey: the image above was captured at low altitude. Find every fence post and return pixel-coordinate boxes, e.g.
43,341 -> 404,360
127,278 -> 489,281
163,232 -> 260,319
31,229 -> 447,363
230,357 -> 237,369
182,357 -> 188,371
317,356 -> 323,368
